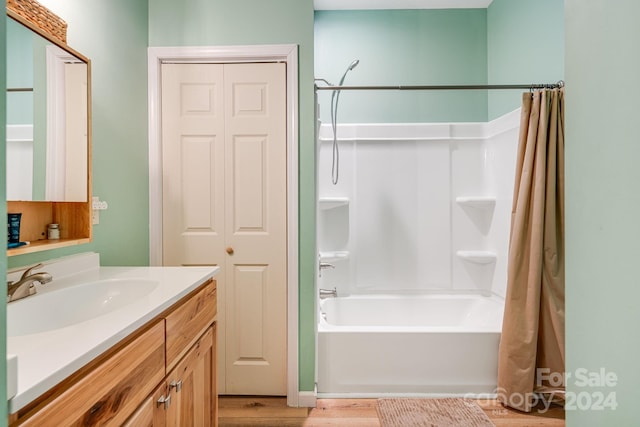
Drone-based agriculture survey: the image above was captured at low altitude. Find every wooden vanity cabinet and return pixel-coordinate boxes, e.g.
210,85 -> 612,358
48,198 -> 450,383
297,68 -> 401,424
18,321 -> 166,427
129,293 -> 218,427
165,281 -> 217,372
148,325 -> 217,426
10,280 -> 218,427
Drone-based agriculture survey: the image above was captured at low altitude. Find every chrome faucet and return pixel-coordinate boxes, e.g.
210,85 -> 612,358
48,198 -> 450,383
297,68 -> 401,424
7,263 -> 53,302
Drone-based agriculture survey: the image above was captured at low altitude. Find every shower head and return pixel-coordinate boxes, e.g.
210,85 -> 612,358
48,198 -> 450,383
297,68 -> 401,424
337,59 -> 360,86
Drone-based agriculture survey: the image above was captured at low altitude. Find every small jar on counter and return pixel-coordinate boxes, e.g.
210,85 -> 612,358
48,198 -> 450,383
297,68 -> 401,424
48,223 -> 60,240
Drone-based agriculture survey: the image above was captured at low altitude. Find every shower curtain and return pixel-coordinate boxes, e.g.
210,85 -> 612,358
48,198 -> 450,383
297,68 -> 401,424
497,88 -> 565,412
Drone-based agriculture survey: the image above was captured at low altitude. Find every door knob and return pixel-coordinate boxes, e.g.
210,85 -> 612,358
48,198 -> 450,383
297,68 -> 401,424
226,247 -> 234,255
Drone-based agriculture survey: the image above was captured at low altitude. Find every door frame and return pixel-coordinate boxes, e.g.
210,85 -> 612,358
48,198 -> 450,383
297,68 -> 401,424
147,45 -> 300,406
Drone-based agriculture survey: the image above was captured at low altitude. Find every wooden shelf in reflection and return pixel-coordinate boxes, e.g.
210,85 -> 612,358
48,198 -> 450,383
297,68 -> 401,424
7,201 -> 92,257
7,238 -> 91,256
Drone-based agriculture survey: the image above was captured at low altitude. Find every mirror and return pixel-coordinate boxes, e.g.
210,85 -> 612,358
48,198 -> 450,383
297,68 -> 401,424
6,15 -> 89,202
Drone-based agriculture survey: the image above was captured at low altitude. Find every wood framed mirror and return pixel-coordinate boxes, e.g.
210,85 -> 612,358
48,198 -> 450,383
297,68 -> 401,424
6,6 -> 92,256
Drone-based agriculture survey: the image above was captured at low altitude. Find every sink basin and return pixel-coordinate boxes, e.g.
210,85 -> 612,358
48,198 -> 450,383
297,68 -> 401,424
7,278 -> 159,336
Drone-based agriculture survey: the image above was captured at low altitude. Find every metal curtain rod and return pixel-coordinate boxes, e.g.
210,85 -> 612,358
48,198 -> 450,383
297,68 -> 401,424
315,81 -> 565,91
7,88 -> 34,92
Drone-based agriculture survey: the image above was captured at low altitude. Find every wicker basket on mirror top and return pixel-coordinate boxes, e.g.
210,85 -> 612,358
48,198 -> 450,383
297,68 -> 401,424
6,0 -> 67,44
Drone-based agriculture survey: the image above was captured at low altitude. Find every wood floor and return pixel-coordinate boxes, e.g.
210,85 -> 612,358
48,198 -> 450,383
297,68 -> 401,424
219,396 -> 565,426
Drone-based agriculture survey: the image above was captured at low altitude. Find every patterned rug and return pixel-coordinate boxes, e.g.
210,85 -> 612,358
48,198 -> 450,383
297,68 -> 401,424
377,398 -> 495,427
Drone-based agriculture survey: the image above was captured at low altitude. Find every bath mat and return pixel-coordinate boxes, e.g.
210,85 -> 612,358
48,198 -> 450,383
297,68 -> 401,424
377,398 -> 495,427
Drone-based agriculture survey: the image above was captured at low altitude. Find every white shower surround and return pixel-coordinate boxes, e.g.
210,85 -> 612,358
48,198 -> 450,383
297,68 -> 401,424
318,108 -> 520,298
316,109 -> 521,396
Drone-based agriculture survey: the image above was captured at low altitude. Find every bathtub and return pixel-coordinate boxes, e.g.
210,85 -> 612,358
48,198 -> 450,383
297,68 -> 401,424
317,293 -> 504,397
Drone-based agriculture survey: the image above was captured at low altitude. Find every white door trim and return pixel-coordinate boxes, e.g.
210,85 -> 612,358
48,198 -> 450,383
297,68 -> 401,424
148,44 -> 301,407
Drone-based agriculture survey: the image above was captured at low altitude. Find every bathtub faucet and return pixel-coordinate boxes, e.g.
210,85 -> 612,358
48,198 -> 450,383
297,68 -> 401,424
319,287 -> 337,299
319,261 -> 334,278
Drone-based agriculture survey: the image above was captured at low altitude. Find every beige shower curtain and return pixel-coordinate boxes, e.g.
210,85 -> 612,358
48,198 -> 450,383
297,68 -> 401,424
497,88 -> 565,412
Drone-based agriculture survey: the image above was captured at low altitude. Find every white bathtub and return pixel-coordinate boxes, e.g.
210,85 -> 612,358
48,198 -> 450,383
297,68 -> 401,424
317,293 -> 504,397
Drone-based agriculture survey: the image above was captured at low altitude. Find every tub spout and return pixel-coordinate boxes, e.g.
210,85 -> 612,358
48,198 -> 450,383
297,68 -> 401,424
320,287 -> 337,299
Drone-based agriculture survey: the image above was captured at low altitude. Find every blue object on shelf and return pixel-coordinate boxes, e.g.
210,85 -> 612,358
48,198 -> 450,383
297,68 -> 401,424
7,241 -> 27,249
7,213 -> 22,243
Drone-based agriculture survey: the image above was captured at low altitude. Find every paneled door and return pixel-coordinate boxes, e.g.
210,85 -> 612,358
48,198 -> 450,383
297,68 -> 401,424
161,62 -> 287,395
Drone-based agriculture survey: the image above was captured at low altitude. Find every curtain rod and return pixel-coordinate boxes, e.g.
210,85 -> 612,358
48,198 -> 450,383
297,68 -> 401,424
7,88 -> 34,92
314,81 -> 564,91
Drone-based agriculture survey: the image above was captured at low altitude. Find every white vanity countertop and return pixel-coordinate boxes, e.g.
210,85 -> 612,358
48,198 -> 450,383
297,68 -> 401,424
7,255 -> 219,413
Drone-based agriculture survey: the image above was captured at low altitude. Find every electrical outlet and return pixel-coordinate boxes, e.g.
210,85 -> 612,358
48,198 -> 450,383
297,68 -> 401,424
92,196 -> 107,225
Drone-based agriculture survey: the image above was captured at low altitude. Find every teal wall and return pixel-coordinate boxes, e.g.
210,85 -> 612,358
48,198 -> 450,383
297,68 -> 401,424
1,11 -> 8,426
148,0 -> 317,392
314,9 -> 488,123
8,0 -> 150,269
566,1 -> 640,424
487,0 -> 564,119
31,35 -> 47,201
6,19 -> 33,125
315,4 -> 565,124
5,18 -> 46,200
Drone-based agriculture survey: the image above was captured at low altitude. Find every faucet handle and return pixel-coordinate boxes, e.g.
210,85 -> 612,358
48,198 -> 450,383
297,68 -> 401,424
20,263 -> 44,280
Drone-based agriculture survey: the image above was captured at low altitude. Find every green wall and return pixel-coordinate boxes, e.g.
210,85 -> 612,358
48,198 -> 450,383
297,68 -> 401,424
1,11 -> 8,426
7,0 -> 150,269
148,0 -> 317,392
5,18 -> 46,200
6,19 -> 33,125
314,4 -> 564,124
314,9 -> 488,123
487,0 -> 564,119
565,1 -> 640,424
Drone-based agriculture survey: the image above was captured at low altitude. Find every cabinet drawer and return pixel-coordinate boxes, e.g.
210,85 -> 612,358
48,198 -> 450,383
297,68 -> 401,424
20,321 -> 165,427
166,280 -> 217,370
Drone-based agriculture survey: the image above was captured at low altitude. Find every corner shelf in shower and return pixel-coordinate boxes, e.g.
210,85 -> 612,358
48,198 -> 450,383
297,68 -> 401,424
455,196 -> 496,208
319,251 -> 350,262
456,250 -> 497,264
319,197 -> 349,210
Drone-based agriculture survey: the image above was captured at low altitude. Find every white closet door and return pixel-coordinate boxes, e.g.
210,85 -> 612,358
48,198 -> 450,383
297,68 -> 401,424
223,63 -> 287,395
161,63 -> 225,267
161,62 -> 287,395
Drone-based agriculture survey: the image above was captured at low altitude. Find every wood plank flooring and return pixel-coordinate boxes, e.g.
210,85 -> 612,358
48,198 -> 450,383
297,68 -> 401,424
219,396 -> 565,426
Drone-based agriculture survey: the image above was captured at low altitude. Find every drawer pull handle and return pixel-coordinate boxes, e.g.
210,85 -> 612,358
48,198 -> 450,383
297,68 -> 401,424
157,394 -> 171,409
170,379 -> 183,392
226,247 -> 234,255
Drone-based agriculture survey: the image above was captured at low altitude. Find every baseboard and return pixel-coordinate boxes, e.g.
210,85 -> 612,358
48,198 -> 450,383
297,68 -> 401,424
297,390 -> 317,408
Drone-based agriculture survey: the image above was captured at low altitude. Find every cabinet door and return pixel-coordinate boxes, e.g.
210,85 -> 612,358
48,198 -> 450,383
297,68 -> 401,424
123,384 -> 167,427
166,326 -> 216,426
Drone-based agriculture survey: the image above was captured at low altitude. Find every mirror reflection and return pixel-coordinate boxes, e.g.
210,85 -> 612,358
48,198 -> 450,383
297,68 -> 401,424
6,17 -> 88,202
